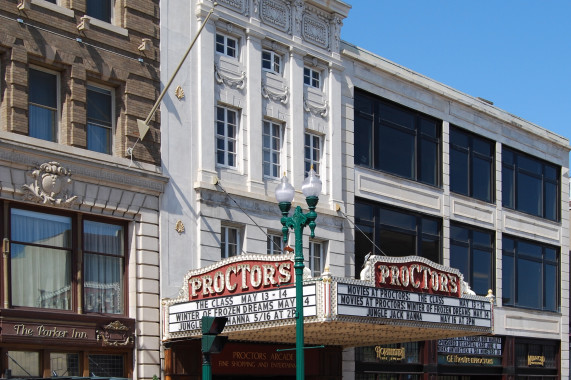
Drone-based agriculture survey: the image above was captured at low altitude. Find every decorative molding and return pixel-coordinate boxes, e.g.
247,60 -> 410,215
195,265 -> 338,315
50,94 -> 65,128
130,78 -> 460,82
302,13 -> 329,49
304,96 -> 328,117
330,14 -> 342,53
262,81 -> 289,104
260,0 -> 291,34
215,64 -> 246,89
215,0 -> 248,16
22,161 -> 79,207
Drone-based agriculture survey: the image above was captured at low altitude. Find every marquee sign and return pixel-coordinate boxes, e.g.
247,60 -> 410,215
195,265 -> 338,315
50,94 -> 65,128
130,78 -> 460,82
163,254 -> 494,346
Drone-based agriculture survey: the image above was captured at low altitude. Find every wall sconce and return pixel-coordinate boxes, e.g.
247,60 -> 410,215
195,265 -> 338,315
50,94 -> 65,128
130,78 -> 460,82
17,0 -> 31,11
138,38 -> 152,52
77,16 -> 90,31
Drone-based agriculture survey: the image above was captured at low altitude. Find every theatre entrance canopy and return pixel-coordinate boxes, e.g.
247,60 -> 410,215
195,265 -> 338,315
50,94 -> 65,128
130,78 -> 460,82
162,254 -> 493,347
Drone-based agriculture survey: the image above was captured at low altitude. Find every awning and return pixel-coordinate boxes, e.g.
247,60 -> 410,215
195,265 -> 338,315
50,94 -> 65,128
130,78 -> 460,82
163,254 -> 493,347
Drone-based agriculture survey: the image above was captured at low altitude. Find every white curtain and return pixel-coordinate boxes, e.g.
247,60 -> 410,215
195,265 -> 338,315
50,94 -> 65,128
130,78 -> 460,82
11,209 -> 71,309
83,220 -> 123,314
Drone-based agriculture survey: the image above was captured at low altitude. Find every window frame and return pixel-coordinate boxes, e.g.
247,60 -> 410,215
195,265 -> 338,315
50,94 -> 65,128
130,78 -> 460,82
262,49 -> 282,75
502,146 -> 560,221
303,67 -> 321,88
262,119 -> 283,178
449,222 -> 495,296
221,225 -> 241,258
267,233 -> 284,255
216,33 -> 239,59
216,106 -> 239,168
354,200 -> 442,279
86,84 -> 114,155
502,235 -> 559,312
449,125 -> 495,203
304,133 -> 321,176
85,0 -> 113,24
28,66 -> 60,143
354,89 -> 442,187
6,205 -> 128,315
309,241 -> 324,277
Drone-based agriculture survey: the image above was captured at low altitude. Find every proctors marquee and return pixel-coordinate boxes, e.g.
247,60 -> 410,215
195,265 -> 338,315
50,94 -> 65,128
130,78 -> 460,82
162,254 -> 493,347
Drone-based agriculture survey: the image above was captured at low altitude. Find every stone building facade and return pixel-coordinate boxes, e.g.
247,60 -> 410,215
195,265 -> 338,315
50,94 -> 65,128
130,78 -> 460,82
0,0 -> 164,378
160,0 -> 569,379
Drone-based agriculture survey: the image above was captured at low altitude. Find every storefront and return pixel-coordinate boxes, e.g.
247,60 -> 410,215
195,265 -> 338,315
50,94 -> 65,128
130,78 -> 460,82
163,254 -> 494,379
0,309 -> 135,378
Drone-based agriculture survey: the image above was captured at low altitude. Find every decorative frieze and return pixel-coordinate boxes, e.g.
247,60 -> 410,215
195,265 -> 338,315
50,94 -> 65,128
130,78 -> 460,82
215,0 -> 248,16
260,0 -> 291,34
215,64 -> 247,89
262,81 -> 289,104
302,13 -> 329,49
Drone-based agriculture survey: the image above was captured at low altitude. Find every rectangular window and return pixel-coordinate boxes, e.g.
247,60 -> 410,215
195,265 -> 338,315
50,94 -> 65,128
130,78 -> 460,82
304,133 -> 321,176
309,241 -> 324,276
216,106 -> 238,167
450,126 -> 494,202
83,220 -> 124,314
221,226 -> 240,258
86,0 -> 112,23
502,147 -> 560,221
9,208 -> 126,314
87,85 -> 113,154
88,354 -> 124,377
216,34 -> 238,58
303,67 -> 320,88
502,236 -> 559,312
262,50 -> 281,74
263,120 -> 282,178
450,223 -> 494,296
29,68 -> 58,142
7,351 -> 40,377
50,353 -> 80,377
354,90 -> 441,187
267,233 -> 284,255
354,200 -> 442,278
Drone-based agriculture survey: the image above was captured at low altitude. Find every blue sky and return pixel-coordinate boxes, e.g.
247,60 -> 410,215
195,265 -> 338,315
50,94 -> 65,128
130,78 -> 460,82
341,1 -> 571,145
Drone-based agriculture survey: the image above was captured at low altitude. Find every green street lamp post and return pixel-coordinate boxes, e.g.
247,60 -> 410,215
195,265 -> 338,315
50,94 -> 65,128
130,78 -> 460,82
275,168 -> 322,380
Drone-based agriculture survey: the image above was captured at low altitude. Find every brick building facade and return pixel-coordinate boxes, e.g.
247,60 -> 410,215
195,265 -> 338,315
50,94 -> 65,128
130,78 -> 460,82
0,0 -> 164,378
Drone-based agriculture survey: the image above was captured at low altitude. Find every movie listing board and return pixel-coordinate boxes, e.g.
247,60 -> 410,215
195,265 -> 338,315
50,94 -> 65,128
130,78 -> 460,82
336,284 -> 491,328
169,284 -> 317,333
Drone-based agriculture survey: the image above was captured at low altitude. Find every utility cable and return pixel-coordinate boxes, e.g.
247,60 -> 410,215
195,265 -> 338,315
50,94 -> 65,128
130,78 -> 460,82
215,181 -> 285,255
336,207 -> 387,257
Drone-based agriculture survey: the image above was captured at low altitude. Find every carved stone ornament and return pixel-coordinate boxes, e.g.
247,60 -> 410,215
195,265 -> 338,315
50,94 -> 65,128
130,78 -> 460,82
262,82 -> 289,104
260,0 -> 291,33
215,0 -> 248,16
96,320 -> 134,347
302,13 -> 329,49
215,64 -> 246,89
175,85 -> 185,100
22,161 -> 79,207
304,97 -> 328,118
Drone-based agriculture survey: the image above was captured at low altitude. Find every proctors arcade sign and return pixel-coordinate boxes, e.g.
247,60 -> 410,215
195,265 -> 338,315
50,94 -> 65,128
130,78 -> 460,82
162,254 -> 493,347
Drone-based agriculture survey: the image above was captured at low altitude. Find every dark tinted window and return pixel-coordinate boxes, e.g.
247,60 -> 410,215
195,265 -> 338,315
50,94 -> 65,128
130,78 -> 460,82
502,147 -> 560,221
449,126 -> 494,202
354,90 -> 441,186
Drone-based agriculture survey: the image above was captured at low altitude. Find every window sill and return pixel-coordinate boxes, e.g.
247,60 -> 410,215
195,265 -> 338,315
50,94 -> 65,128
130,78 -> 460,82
31,0 -> 74,17
84,16 -> 128,37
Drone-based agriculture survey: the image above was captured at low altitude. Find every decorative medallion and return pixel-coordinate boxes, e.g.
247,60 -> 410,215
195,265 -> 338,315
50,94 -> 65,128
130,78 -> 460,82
22,161 -> 78,207
175,220 -> 185,234
260,0 -> 290,33
175,85 -> 185,100
96,320 -> 134,347
215,64 -> 246,89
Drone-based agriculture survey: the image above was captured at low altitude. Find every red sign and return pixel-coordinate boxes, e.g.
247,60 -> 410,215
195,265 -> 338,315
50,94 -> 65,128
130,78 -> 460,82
188,259 -> 293,300
374,260 -> 461,298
